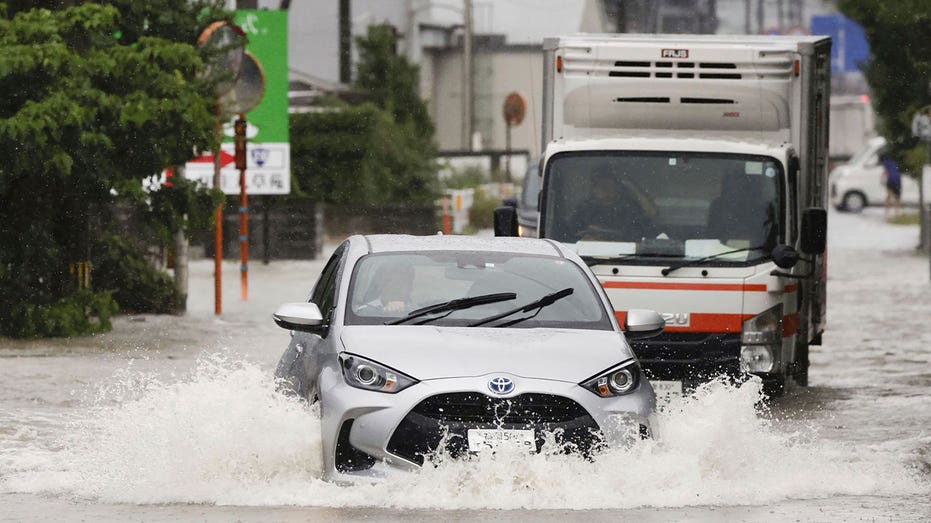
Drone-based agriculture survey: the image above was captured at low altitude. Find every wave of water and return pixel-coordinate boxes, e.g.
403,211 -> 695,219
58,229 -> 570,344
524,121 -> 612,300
1,352 -> 927,509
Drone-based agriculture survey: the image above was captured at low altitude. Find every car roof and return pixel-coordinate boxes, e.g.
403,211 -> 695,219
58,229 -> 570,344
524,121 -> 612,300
361,234 -> 567,257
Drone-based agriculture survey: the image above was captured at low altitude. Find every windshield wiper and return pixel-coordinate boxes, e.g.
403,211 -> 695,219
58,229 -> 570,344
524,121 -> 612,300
581,254 -> 640,267
469,288 -> 574,328
661,246 -> 767,276
387,292 -> 517,325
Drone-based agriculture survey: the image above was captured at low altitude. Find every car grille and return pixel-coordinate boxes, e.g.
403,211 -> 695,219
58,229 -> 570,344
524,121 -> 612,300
387,393 -> 602,466
412,392 -> 589,424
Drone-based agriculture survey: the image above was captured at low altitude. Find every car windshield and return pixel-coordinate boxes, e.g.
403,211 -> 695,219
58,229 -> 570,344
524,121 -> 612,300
345,251 -> 611,329
542,152 -> 783,264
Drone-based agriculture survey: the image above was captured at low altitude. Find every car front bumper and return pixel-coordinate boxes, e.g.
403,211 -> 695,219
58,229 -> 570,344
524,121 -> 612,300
318,371 -> 655,481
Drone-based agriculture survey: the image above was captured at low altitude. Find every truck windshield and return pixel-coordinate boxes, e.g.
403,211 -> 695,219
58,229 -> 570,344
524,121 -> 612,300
542,152 -> 783,263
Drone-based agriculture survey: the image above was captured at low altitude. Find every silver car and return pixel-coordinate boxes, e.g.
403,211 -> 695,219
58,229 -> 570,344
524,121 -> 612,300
273,234 -> 661,481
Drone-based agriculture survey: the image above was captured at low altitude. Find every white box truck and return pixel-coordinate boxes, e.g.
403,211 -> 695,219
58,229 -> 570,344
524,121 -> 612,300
495,34 -> 831,395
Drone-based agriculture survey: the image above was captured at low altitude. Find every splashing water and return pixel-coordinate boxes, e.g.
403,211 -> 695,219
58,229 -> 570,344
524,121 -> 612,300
1,353 -> 926,509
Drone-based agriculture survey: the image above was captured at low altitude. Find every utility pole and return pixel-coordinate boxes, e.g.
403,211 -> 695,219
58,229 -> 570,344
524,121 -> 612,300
462,0 -> 473,150
756,0 -> 764,34
339,0 -> 352,84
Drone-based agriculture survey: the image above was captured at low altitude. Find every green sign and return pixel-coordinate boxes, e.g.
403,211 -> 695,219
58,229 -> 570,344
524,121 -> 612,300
233,9 -> 288,143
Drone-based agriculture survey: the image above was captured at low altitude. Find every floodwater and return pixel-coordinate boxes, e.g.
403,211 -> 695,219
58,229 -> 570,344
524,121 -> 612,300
2,209 -> 930,522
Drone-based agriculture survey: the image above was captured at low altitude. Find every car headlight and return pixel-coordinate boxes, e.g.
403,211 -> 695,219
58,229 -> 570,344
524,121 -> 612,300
580,361 -> 641,397
740,304 -> 783,373
339,353 -> 418,393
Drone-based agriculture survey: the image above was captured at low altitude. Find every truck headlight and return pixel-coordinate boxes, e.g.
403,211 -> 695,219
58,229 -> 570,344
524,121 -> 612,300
580,361 -> 641,397
740,304 -> 783,373
339,353 -> 418,393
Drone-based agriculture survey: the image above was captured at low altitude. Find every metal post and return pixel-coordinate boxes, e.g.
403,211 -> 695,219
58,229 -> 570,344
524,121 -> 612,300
263,196 -> 271,265
505,122 -> 512,182
339,0 -> 352,84
756,0 -> 764,34
462,0 -> 473,150
236,114 -> 248,301
213,105 -> 223,316
925,143 -> 931,281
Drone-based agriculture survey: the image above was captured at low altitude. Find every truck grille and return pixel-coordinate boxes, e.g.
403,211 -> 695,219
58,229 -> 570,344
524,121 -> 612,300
563,53 -> 794,81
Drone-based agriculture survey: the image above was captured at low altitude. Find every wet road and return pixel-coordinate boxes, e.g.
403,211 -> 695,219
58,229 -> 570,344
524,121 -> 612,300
1,209 -> 930,521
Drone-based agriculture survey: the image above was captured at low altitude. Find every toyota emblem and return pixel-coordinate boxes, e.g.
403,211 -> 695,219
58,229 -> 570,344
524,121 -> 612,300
488,376 -> 515,395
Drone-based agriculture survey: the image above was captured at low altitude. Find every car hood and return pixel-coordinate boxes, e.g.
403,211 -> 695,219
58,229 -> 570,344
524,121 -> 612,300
340,326 -> 633,382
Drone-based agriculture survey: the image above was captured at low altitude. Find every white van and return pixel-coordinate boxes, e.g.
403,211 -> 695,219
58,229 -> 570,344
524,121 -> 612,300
830,137 -> 920,212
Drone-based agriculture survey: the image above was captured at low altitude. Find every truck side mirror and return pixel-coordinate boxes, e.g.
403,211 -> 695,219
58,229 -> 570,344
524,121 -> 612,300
493,206 -> 519,237
800,208 -> 827,254
501,197 -> 518,208
771,244 -> 800,268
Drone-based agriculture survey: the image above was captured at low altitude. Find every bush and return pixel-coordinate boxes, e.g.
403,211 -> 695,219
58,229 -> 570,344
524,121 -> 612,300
91,235 -> 180,314
5,290 -> 117,338
468,190 -> 500,231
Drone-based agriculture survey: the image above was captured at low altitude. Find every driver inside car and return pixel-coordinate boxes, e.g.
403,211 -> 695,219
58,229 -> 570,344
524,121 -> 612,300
357,261 -> 415,314
571,167 -> 654,242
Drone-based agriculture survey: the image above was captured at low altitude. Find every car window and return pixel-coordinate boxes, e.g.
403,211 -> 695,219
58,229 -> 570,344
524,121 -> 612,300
344,250 -> 612,330
311,243 -> 347,325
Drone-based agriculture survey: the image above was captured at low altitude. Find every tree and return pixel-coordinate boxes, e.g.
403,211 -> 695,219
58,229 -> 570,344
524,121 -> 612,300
0,1 -> 228,336
838,0 -> 931,170
289,23 -> 438,209
354,23 -> 435,141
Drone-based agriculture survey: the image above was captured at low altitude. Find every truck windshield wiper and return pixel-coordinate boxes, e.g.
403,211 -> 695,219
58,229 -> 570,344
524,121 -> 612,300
661,246 -> 767,276
581,254 -> 639,267
468,288 -> 574,328
387,292 -> 517,325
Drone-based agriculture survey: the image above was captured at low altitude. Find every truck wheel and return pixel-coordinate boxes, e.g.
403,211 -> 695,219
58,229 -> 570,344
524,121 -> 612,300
762,374 -> 786,398
842,191 -> 867,213
794,342 -> 810,387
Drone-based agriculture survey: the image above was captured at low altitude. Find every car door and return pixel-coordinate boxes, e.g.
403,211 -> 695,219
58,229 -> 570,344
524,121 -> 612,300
274,243 -> 347,399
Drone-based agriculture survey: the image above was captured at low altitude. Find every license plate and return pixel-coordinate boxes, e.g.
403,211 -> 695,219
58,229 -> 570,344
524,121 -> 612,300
652,380 -> 683,400
466,429 -> 535,452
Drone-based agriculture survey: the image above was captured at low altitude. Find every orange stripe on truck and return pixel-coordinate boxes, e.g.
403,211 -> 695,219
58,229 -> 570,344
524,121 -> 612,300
603,281 -> 767,292
616,311 -> 752,333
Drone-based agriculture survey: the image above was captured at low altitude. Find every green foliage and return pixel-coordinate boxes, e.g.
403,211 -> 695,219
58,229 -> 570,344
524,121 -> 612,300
291,104 -> 438,207
354,24 -> 435,141
0,1 -> 229,337
142,176 -> 223,243
468,190 -> 499,230
3,289 -> 118,338
838,0 -> 931,173
440,165 -> 491,190
887,213 -> 921,226
91,235 -> 179,314
288,24 -> 439,208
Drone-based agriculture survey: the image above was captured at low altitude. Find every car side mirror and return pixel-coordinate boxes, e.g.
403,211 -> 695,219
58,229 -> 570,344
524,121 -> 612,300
273,302 -> 325,332
624,309 -> 664,340
800,208 -> 827,254
493,205 -> 519,237
771,244 -> 799,269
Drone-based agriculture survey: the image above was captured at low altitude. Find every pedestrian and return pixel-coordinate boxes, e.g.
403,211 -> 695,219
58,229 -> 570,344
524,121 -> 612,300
879,152 -> 902,218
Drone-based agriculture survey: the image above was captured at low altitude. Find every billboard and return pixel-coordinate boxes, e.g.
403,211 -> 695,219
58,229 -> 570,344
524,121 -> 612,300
810,14 -> 870,74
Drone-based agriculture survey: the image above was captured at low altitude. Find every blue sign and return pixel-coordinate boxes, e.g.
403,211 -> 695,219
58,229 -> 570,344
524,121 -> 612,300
810,14 -> 870,74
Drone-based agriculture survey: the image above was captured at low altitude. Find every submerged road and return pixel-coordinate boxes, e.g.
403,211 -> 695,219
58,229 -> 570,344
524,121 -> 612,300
1,208 -> 930,521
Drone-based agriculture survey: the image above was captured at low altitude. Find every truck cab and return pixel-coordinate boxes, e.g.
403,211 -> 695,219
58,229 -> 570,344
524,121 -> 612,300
496,34 -> 831,395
